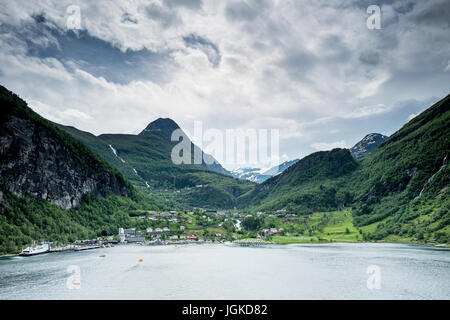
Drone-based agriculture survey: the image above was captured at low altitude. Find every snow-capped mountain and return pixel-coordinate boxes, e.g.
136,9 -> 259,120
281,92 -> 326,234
231,159 -> 299,183
262,159 -> 299,176
350,133 -> 388,159
230,167 -> 271,183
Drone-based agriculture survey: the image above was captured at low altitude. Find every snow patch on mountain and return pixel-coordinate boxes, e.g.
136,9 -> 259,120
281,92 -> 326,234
231,159 -> 299,183
350,133 -> 388,159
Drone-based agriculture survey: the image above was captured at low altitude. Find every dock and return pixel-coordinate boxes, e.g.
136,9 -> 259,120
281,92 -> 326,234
73,245 -> 101,252
233,239 -> 274,246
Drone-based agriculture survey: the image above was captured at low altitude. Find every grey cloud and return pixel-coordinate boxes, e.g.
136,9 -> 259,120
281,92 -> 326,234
145,3 -> 181,28
1,14 -> 175,85
0,0 -> 449,167
183,34 -> 221,67
276,35 -> 351,83
318,35 -> 351,63
392,1 -> 416,14
409,0 -> 450,28
277,50 -> 316,82
121,13 -> 138,25
225,0 -> 271,22
164,0 -> 203,10
359,51 -> 381,66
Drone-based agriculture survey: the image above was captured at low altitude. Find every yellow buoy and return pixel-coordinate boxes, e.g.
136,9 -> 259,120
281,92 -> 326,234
138,258 -> 143,262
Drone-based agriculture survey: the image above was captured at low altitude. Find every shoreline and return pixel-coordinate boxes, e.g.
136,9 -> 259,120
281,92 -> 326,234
1,240 -> 447,257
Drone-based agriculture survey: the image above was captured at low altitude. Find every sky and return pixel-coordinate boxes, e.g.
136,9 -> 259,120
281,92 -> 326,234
0,0 -> 449,170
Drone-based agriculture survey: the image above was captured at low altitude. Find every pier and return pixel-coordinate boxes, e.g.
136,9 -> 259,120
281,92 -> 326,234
232,239 -> 274,246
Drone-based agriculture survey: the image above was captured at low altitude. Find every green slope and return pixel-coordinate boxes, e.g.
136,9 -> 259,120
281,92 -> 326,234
239,95 -> 450,242
349,94 -> 450,241
0,85 -> 163,254
59,122 -> 254,209
0,85 -> 135,202
238,148 -> 358,213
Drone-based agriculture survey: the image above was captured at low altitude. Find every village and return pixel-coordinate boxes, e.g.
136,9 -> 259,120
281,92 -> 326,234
116,208 -> 290,245
16,209 -> 298,256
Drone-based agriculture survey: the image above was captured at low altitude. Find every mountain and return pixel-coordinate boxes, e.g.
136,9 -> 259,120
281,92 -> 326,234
139,117 -> 180,140
0,85 -> 134,210
262,159 -> 300,176
230,168 -> 272,183
59,119 -> 253,209
138,117 -> 230,176
231,160 -> 300,183
349,95 -> 450,240
238,148 -> 358,212
350,133 -> 388,159
0,85 -> 161,255
239,94 -> 450,242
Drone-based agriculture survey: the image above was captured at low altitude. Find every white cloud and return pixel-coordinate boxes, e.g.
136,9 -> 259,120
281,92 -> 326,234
347,104 -> 392,119
0,0 -> 448,167
310,140 -> 348,151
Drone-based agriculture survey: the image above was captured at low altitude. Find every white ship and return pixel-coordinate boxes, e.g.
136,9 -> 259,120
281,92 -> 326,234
19,243 -> 50,256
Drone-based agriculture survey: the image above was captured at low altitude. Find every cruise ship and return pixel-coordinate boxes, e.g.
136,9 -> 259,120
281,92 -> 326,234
19,243 -> 50,256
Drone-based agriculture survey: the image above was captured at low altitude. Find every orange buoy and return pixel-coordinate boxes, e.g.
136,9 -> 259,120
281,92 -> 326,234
99,254 -> 106,257
73,282 -> 80,286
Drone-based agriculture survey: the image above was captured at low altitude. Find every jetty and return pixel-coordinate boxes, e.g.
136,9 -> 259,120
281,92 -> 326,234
49,244 -> 78,253
233,239 -> 274,246
73,245 -> 101,252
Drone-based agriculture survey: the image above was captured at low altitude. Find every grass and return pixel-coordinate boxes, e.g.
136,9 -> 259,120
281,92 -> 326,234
260,210 -> 363,244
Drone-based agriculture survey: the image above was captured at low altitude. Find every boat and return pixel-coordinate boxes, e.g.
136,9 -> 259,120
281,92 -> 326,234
19,243 -> 50,256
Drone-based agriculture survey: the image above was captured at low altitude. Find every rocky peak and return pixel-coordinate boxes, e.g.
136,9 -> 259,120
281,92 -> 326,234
139,118 -> 181,140
350,133 -> 388,159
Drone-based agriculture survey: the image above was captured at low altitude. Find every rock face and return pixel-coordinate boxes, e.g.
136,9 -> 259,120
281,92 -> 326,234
350,133 -> 388,159
0,86 -> 132,210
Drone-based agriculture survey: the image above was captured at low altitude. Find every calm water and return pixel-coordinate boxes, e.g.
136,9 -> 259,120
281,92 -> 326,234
0,243 -> 448,299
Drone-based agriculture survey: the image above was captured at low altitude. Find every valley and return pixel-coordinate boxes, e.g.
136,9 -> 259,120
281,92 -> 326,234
0,85 -> 449,254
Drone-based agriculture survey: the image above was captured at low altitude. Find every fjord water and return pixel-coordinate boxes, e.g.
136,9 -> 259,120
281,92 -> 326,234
0,243 -> 448,300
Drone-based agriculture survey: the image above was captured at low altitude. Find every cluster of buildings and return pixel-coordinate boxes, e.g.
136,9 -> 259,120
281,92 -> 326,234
136,210 -> 190,223
261,228 -> 284,237
118,228 -> 145,243
145,227 -> 171,234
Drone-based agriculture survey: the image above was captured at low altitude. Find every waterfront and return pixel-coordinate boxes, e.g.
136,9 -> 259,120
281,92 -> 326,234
0,243 -> 449,299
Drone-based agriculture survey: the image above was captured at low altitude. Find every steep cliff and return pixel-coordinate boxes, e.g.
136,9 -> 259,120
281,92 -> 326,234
0,85 -> 134,210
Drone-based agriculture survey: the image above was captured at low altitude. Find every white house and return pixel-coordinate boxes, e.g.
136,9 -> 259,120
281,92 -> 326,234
118,228 -> 125,243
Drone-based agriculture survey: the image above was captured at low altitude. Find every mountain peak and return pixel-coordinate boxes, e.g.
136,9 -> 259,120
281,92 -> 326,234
350,133 -> 388,159
139,118 -> 181,139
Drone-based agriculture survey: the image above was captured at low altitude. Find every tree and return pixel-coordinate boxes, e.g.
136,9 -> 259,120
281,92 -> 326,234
242,217 -> 262,231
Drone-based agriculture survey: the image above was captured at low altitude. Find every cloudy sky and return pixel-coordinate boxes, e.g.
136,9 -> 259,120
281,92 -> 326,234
0,0 -> 449,170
